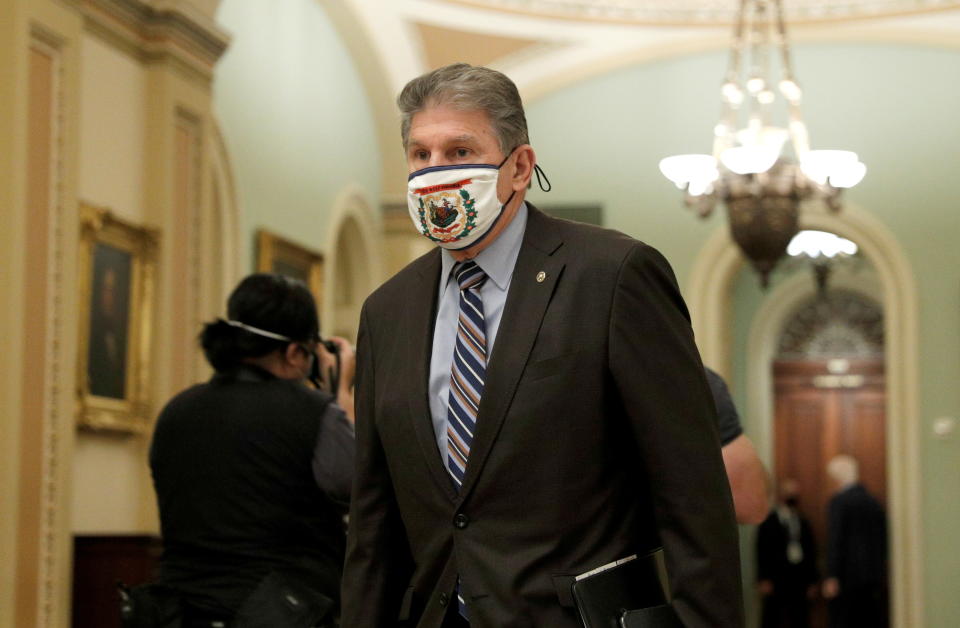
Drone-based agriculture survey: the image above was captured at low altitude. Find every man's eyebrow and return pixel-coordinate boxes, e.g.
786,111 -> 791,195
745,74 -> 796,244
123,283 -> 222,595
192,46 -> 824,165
408,134 -> 478,149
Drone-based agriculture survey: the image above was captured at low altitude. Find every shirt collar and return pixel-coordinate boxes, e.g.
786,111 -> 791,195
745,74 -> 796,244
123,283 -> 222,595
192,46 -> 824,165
440,202 -> 528,292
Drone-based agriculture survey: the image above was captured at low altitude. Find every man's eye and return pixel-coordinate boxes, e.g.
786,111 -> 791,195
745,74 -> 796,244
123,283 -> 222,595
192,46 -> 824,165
414,150 -> 428,160
455,148 -> 470,158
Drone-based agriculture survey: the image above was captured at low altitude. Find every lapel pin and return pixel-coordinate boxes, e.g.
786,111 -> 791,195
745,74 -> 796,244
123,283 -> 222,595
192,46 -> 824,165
536,271 -> 546,283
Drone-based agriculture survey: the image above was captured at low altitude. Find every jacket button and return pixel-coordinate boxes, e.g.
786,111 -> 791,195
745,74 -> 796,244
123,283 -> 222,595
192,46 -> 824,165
454,513 -> 469,529
439,592 -> 448,607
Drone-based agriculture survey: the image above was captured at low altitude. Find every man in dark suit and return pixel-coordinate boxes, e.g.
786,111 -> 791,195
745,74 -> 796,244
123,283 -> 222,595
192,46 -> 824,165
756,479 -> 818,628
341,63 -> 742,628
823,455 -> 887,628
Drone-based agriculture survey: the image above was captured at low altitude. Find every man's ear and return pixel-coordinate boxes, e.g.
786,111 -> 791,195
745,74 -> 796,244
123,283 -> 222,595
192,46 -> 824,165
283,342 -> 302,366
511,145 -> 536,192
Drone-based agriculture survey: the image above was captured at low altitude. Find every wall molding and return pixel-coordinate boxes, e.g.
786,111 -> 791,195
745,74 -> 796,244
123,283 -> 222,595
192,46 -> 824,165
71,0 -> 229,81
323,184 -> 384,339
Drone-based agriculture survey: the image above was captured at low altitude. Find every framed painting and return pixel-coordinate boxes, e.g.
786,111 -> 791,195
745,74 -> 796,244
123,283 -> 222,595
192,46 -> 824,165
256,229 -> 324,309
76,204 -> 159,433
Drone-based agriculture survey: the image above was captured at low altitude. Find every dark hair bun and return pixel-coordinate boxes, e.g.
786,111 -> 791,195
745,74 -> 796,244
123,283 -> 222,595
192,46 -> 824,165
200,273 -> 319,372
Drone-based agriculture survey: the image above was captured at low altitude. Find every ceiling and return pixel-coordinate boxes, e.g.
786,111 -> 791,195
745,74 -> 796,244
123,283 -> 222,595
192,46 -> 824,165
323,0 -> 960,195
442,0 -> 960,25
334,0 -> 960,101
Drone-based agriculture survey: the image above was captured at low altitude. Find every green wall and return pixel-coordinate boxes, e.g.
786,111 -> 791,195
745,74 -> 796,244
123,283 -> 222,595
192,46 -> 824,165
526,43 -> 960,626
214,0 -> 381,272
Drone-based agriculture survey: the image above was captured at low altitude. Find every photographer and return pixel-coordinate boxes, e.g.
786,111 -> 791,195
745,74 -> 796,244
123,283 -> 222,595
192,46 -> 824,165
146,273 -> 355,628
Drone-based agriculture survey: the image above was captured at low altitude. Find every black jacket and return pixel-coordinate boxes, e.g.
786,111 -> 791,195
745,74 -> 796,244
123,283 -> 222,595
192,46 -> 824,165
342,206 -> 742,627
827,484 -> 887,590
150,364 -> 352,615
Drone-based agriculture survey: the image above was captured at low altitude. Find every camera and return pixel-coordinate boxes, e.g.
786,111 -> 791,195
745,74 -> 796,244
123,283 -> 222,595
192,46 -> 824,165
308,338 -> 341,394
321,339 -> 341,396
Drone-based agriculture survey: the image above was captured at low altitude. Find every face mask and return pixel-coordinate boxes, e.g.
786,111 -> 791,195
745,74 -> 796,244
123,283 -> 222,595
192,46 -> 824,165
406,153 -> 516,251
222,318 -> 322,388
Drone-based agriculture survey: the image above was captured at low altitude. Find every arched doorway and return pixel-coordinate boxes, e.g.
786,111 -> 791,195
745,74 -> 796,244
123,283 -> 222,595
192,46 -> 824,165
324,187 -> 383,342
772,290 -> 888,627
686,202 -> 923,628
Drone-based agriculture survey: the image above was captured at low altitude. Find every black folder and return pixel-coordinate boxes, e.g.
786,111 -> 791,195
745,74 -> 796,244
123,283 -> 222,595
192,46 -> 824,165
570,549 -> 679,628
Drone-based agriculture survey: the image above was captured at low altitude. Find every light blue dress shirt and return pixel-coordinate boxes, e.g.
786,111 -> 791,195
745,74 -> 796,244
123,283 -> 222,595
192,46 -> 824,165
428,203 -> 528,466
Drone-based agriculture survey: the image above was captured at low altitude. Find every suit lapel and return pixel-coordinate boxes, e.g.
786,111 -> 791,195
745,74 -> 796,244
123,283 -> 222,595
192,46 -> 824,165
458,205 -> 565,500
404,251 -> 459,500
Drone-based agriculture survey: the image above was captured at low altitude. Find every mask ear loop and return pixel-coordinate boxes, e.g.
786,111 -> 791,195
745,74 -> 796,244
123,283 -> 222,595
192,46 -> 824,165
498,145 -> 551,192
533,164 -> 552,192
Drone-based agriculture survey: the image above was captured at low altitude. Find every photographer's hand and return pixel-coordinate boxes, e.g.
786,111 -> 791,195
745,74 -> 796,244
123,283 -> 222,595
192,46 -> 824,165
326,336 -> 356,424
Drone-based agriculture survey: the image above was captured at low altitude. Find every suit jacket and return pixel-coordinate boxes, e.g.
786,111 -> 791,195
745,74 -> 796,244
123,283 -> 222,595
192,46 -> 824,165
341,205 -> 742,627
826,484 -> 886,590
756,507 -> 818,589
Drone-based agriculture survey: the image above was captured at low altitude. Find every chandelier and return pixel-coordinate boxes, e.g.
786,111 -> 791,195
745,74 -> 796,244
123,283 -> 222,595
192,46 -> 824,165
659,0 -> 866,286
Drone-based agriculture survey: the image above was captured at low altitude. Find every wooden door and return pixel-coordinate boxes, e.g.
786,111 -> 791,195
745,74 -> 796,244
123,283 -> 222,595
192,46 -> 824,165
773,359 -> 887,627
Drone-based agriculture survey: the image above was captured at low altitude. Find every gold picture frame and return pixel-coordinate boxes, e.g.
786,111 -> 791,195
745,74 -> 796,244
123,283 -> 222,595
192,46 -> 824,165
76,204 -> 159,433
256,229 -> 324,309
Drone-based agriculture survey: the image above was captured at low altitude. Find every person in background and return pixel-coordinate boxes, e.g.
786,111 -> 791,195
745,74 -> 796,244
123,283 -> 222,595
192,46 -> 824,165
341,62 -> 741,628
756,478 -> 818,628
705,367 -> 769,524
148,273 -> 355,628
823,454 -> 887,628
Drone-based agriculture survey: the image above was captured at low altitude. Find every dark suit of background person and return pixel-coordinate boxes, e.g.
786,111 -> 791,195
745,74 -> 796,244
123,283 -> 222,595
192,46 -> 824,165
341,63 -> 742,628
756,480 -> 818,628
705,367 -> 770,525
150,274 -> 355,627
823,456 -> 887,628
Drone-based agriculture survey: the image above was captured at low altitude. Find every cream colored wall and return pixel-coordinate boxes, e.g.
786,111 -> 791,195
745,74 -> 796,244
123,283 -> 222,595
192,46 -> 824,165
71,436 -> 153,533
78,33 -> 146,222
72,31 -> 153,535
1,1 -> 232,625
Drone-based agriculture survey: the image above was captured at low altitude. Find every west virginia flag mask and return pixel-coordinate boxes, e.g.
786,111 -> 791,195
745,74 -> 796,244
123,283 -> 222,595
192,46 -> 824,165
406,155 -> 515,251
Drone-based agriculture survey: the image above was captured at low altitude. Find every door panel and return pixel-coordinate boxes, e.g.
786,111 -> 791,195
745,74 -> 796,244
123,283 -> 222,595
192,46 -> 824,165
772,359 -> 887,628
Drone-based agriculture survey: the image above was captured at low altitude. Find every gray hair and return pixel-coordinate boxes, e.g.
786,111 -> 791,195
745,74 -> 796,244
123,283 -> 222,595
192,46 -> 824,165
827,454 -> 860,487
397,63 -> 529,154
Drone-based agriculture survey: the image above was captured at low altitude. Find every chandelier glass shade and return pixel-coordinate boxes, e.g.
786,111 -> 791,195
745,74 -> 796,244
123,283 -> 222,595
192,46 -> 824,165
786,229 -> 860,293
659,0 -> 866,286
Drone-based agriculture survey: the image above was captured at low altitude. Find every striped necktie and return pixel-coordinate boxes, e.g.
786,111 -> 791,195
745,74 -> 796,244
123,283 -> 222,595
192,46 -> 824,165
446,261 -> 487,489
447,261 -> 487,622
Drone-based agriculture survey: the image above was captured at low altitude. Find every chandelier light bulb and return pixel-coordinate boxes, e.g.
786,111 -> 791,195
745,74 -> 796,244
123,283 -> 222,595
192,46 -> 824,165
721,82 -> 744,105
687,179 -> 715,197
800,150 -> 864,187
787,230 -> 858,258
720,145 -> 780,175
746,77 -> 765,94
778,79 -> 802,102
829,160 -> 867,188
735,125 -> 788,153
658,154 -> 719,191
757,89 -> 776,105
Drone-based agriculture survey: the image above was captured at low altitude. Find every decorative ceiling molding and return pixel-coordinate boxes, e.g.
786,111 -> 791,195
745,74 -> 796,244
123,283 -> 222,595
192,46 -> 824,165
75,0 -> 230,75
443,0 -> 960,25
414,22 -> 543,69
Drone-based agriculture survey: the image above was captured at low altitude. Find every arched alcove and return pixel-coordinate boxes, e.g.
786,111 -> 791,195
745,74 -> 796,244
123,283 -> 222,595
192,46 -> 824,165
324,186 -> 383,341
687,202 -> 922,628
